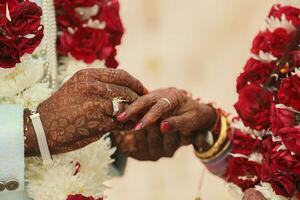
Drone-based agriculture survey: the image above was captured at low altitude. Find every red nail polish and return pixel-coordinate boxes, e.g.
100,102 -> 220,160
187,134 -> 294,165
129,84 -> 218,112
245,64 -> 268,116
135,122 -> 144,131
117,112 -> 127,121
161,121 -> 171,132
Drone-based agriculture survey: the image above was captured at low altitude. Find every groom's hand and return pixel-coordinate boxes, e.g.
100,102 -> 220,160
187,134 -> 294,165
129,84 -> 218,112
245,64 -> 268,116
25,68 -> 147,156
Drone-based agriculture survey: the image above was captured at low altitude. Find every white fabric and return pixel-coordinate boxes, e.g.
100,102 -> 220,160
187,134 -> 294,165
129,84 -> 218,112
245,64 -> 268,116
0,105 -> 28,199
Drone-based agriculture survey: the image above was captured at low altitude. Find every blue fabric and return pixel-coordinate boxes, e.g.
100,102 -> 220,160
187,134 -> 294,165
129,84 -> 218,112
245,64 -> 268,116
0,105 -> 28,199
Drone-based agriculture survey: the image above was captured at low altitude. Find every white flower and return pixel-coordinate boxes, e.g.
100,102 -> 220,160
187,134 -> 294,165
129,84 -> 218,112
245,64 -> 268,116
231,119 -> 267,139
1,83 -> 52,110
84,19 -> 106,29
227,183 -> 244,200
0,55 -> 44,97
251,51 -> 277,63
266,15 -> 296,33
75,5 -> 100,21
255,182 -> 288,200
248,152 -> 263,164
58,55 -> 106,83
26,134 -> 115,200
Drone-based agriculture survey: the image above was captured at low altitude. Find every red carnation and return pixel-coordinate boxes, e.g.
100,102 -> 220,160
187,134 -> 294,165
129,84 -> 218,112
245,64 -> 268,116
251,28 -> 293,58
261,162 -> 296,197
66,194 -> 103,200
5,1 -> 42,36
278,74 -> 300,111
69,27 -> 110,64
0,0 -> 43,68
236,58 -> 276,92
231,129 -> 261,156
269,4 -> 300,26
97,0 -> 124,46
261,154 -> 297,197
278,128 -> 300,156
0,35 -> 21,68
225,157 -> 261,191
272,175 -> 296,197
234,84 -> 273,130
0,2 -> 6,26
270,104 -> 295,134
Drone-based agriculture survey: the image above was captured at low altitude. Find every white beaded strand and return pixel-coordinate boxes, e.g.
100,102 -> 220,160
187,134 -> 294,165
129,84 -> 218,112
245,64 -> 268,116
42,0 -> 57,89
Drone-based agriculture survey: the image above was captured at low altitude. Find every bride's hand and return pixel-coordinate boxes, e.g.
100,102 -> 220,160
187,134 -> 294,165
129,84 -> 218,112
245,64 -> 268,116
117,87 -> 216,135
24,68 -> 147,156
112,124 -> 193,161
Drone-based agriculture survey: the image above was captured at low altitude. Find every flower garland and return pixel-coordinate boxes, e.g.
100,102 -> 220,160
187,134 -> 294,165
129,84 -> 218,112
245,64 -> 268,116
0,0 -> 124,200
55,0 -> 124,84
225,2 -> 300,199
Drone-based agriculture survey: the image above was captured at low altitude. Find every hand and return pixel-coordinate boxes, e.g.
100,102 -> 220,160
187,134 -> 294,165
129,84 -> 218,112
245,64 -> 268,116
117,87 -> 216,135
243,188 -> 266,200
112,124 -> 193,161
24,68 -> 147,156
113,87 -> 216,161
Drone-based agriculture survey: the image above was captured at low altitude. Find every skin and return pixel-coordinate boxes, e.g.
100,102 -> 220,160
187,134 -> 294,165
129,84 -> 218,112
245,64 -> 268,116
24,68 -> 147,156
115,87 -> 217,160
243,188 -> 266,200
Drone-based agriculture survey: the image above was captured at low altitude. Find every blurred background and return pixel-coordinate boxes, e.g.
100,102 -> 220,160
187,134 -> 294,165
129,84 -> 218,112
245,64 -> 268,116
106,0 -> 277,199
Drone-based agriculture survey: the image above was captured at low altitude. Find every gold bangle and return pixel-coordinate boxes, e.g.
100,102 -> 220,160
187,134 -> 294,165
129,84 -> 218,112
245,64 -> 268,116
194,116 -> 229,159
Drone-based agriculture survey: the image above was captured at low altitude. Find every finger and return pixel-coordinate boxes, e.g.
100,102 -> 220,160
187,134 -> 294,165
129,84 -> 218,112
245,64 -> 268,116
160,111 -> 200,136
117,93 -> 157,122
130,129 -> 151,161
111,131 -> 136,155
135,98 -> 176,130
163,131 -> 180,157
97,99 -> 129,117
146,125 -> 164,161
87,82 -> 139,103
90,68 -> 148,96
179,135 -> 193,146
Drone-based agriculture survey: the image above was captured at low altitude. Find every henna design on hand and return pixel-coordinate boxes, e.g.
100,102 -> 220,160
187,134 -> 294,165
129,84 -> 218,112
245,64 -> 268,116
24,68 -> 147,156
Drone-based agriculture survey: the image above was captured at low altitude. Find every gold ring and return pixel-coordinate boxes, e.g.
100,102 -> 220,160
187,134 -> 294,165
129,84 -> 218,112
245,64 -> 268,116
161,98 -> 172,109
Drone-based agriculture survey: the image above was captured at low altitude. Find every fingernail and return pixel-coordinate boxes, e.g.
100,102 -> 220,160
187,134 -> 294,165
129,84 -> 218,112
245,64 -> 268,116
134,122 -> 144,131
117,112 -> 127,121
160,121 -> 171,132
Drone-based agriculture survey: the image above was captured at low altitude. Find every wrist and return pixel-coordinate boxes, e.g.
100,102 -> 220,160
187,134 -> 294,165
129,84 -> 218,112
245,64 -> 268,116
24,109 -> 39,156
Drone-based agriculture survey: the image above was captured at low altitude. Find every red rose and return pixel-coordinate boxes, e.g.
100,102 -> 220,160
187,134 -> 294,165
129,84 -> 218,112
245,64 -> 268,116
0,2 -> 6,26
55,0 -> 99,8
97,0 -> 124,46
269,4 -> 300,26
231,129 -> 261,156
278,128 -> 300,156
55,2 -> 82,29
278,74 -> 300,111
272,175 -> 296,197
5,1 -> 42,36
0,35 -> 21,68
19,26 -> 44,54
69,27 -> 110,64
66,194 -> 103,200
234,84 -> 273,130
225,157 -> 261,191
236,58 -> 276,92
261,161 -> 297,197
270,104 -> 295,134
251,28 -> 293,58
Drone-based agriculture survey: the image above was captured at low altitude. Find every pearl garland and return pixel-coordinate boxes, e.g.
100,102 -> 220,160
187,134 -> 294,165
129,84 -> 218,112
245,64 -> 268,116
42,0 -> 57,89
